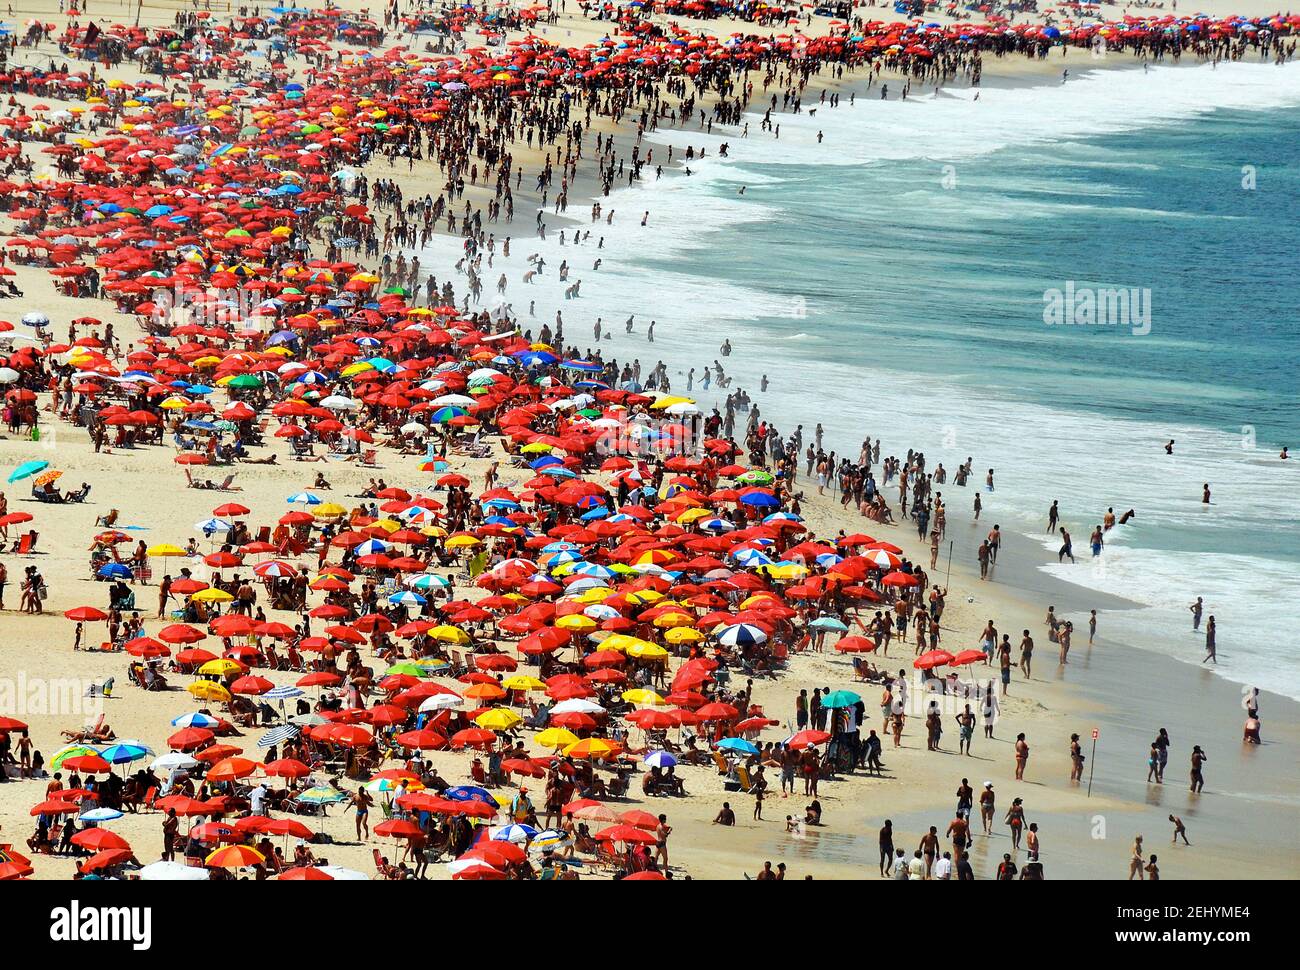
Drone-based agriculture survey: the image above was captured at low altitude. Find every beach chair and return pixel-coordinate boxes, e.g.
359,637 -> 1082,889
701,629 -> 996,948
215,474 -> 239,491
711,751 -> 729,775
360,449 -> 378,467
15,532 -> 36,555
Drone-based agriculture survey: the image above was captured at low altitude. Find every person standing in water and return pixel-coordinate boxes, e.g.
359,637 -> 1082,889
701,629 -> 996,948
1203,616 -> 1216,664
1058,528 -> 1075,563
1189,745 -> 1207,793
1047,500 -> 1059,533
1190,597 -> 1204,631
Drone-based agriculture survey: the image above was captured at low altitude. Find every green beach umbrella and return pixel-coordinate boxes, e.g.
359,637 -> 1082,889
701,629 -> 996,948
821,690 -> 862,709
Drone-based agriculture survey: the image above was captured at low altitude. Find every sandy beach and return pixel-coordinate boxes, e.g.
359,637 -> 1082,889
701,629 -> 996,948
0,0 -> 1296,884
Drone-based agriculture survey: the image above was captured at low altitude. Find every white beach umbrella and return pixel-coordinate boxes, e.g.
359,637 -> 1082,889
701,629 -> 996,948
550,698 -> 606,716
419,693 -> 462,713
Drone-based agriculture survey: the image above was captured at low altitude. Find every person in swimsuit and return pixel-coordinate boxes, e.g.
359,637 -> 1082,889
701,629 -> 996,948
878,819 -> 894,878
956,705 -> 975,755
1129,836 -> 1145,880
1026,822 -> 1040,861
1014,733 -> 1029,780
1190,745 -> 1207,793
1069,733 -> 1084,782
979,783 -> 995,835
351,787 -> 372,840
1005,798 -> 1025,850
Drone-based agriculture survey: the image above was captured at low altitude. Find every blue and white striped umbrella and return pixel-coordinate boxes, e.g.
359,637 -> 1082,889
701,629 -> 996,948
643,750 -> 678,769
354,538 -> 390,556
716,623 -> 768,648
388,590 -> 426,607
286,491 -> 322,505
97,562 -> 134,580
567,561 -> 615,579
257,724 -> 301,748
265,685 -> 304,701
171,712 -> 221,728
492,823 -> 538,844
195,517 -> 233,535
730,547 -> 773,567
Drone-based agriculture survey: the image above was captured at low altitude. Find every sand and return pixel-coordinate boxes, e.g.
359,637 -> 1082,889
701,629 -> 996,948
0,0 -> 1297,881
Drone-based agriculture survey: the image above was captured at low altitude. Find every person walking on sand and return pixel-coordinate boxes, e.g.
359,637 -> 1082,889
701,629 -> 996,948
1202,616 -> 1216,663
1018,630 -> 1033,679
655,814 -> 671,869
979,782 -> 996,835
350,787 -> 372,840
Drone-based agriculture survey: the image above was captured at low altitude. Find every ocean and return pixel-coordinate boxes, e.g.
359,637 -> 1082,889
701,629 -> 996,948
421,60 -> 1300,699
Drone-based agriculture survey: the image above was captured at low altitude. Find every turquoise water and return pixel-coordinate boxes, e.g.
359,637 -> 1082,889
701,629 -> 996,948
425,62 -> 1300,696
643,106 -> 1299,450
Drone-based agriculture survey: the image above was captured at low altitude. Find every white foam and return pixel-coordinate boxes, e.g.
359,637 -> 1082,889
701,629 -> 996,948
419,61 -> 1300,698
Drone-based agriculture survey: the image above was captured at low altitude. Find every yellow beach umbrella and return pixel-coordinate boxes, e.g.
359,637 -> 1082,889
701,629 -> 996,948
313,503 -> 347,518
188,681 -> 231,702
429,625 -> 470,644
445,535 -> 481,549
626,642 -> 669,660
501,675 -> 546,692
665,627 -> 704,644
535,728 -> 578,750
554,614 -> 595,632
198,659 -> 243,677
621,688 -> 666,706
191,588 -> 234,603
652,611 -> 694,628
147,544 -> 186,557
475,709 -> 522,731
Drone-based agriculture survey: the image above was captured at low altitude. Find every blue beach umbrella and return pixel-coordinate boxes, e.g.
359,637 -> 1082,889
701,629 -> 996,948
8,459 -> 49,483
717,737 -> 759,756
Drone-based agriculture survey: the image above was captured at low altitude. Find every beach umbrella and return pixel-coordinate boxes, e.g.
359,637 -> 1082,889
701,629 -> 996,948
915,649 -> 956,671
820,690 -> 862,709
715,623 -> 767,647
643,750 -> 678,769
7,459 -> 49,483
206,844 -> 265,869
716,737 -> 759,756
